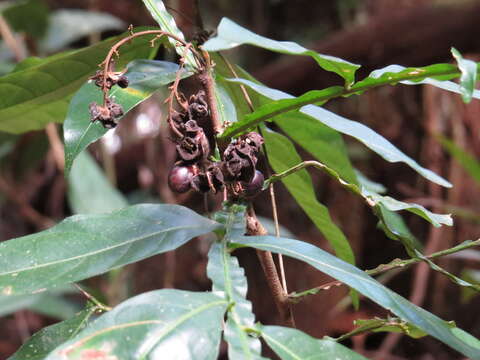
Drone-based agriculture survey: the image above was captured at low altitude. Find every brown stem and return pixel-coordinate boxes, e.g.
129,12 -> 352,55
246,206 -> 295,327
199,51 -> 222,136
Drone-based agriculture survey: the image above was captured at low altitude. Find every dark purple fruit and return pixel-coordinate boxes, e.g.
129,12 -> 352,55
243,170 -> 264,198
168,165 -> 194,193
117,75 -> 129,88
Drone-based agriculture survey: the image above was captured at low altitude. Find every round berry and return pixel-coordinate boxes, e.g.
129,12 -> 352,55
168,165 -> 194,193
117,75 -> 129,88
243,170 -> 264,198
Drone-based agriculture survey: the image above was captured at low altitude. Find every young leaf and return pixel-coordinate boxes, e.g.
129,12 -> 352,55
45,290 -> 227,360
231,236 -> 480,359
0,28 -> 157,134
8,305 -> 98,360
203,18 -> 360,86
0,204 -> 219,296
207,205 -> 264,359
230,78 -> 452,188
141,0 -> 196,68
64,59 -> 190,175
68,151 -> 127,214
258,325 -> 368,360
263,129 -> 355,267
451,48 -> 478,103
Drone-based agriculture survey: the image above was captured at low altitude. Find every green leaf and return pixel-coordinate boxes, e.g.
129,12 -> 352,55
437,135 -> 480,184
220,63 -> 480,140
230,78 -> 452,188
451,48 -> 478,103
337,317 -> 434,341
207,205 -> 264,359
45,290 -> 227,360
40,10 -> 125,53
231,235 -> 480,359
64,59 -> 189,175
203,18 -> 360,86
0,204 -> 219,296
263,130 -> 355,267
141,0 -> 196,68
0,285 -> 76,318
0,28 -> 156,134
275,113 -> 358,185
68,151 -> 127,214
258,325 -> 368,360
2,0 -> 49,39
8,305 -> 99,360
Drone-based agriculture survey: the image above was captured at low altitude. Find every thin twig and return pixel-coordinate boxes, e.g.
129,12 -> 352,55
0,15 -> 25,61
246,206 -> 295,327
199,50 -> 222,135
289,239 -> 480,301
74,284 -> 112,312
219,54 -> 290,300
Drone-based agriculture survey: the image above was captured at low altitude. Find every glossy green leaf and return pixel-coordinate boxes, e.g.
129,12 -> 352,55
40,10 -> 125,53
64,59 -> 189,175
437,135 -> 480,184
258,325 -> 368,360
203,18 -> 359,86
263,130 -> 355,267
141,0 -> 196,68
208,205 -> 264,359
275,113 -> 357,185
231,236 -> 480,359
8,305 -> 98,360
0,204 -> 219,296
0,28 -> 156,134
451,48 -> 478,103
230,78 -> 452,188
220,62 -> 480,140
45,290 -> 227,360
68,151 -> 127,214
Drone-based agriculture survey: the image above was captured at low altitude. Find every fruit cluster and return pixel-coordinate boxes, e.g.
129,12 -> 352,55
88,62 -> 129,129
168,91 -> 264,199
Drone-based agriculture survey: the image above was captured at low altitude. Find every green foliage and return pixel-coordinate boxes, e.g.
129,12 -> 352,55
3,1 -> 480,359
63,59 -> 187,174
0,204 -> 219,295
45,290 -> 228,360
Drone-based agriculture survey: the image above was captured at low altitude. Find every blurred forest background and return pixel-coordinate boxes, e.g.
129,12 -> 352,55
1,0 -> 480,359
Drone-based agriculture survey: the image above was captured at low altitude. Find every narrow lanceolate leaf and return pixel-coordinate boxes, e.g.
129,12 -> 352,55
0,29 -> 156,134
141,0 -> 196,68
68,151 -> 127,214
275,113 -> 358,185
437,135 -> 480,184
0,204 -> 219,296
64,60 -> 189,175
203,18 -> 359,86
231,78 -> 451,188
263,130 -> 355,267
258,325 -> 368,360
45,290 -> 227,360
8,305 -> 98,360
231,236 -> 480,360
451,48 -> 478,103
208,205 -> 264,360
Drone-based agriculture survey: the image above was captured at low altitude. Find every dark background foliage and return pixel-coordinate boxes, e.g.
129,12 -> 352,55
1,0 -> 480,359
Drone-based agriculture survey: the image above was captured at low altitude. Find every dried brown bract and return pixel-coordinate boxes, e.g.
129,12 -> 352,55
89,97 -> 124,129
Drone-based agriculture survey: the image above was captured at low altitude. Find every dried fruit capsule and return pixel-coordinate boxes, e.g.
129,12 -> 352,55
243,170 -> 264,198
168,165 -> 194,193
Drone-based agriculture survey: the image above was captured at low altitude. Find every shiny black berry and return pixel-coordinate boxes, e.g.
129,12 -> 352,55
243,170 -> 264,198
168,165 -> 194,193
